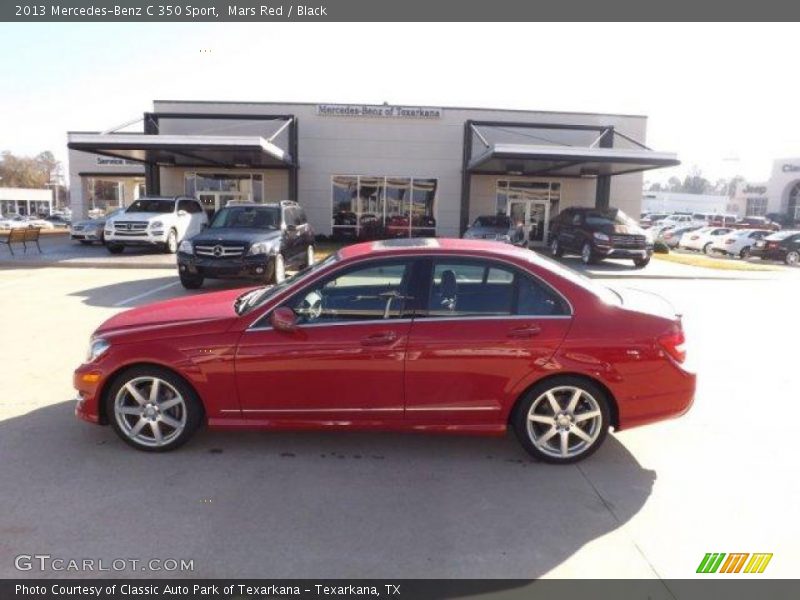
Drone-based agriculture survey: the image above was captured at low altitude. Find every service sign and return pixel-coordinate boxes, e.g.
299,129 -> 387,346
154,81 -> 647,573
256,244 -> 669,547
317,104 -> 443,119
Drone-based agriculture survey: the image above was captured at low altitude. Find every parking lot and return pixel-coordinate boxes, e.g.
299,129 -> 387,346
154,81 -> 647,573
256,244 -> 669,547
0,252 -> 798,580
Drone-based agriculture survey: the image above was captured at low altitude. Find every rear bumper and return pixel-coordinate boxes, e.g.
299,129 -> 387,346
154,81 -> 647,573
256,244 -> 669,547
615,363 -> 696,430
178,252 -> 274,280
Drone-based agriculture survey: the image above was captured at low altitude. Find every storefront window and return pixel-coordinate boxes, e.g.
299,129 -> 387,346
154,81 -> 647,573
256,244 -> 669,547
332,176 -> 437,239
745,197 -> 768,217
184,172 -> 264,202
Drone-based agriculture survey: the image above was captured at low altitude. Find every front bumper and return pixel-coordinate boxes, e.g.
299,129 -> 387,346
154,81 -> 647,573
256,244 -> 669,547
104,231 -> 167,246
178,252 -> 275,280
71,230 -> 102,241
596,245 -> 653,259
73,363 -> 106,424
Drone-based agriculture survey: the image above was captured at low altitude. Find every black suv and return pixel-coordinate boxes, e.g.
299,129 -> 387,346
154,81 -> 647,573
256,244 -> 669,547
177,201 -> 315,289
549,207 -> 653,268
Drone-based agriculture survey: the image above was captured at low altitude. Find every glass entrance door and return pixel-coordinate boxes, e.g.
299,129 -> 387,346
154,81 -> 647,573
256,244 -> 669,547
507,199 -> 549,246
197,191 -> 250,220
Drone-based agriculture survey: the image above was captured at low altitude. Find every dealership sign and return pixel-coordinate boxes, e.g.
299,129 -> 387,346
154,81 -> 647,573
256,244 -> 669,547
96,157 -> 140,167
317,104 -> 442,119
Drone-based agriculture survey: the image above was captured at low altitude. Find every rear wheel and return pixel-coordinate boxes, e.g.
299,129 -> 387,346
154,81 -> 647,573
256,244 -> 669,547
512,376 -> 610,464
739,246 -> 751,259
106,244 -> 124,254
633,256 -> 650,268
786,250 -> 799,266
179,272 -> 204,289
703,242 -> 714,255
105,366 -> 203,452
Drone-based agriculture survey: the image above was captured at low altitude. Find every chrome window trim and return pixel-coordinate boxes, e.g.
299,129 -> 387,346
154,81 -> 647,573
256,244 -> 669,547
245,251 -> 575,332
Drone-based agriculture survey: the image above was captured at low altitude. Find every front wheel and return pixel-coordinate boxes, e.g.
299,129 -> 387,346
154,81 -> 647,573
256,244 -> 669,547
550,237 -> 563,258
305,244 -> 315,268
512,377 -> 610,464
164,229 -> 178,254
106,244 -> 124,254
271,253 -> 286,284
179,272 -> 204,289
105,366 -> 203,452
633,256 -> 650,268
739,246 -> 751,259
786,250 -> 800,266
580,242 -> 596,265
703,242 -> 714,255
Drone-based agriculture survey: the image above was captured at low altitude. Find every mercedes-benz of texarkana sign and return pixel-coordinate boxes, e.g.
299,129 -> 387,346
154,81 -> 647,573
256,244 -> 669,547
73,238 -> 695,464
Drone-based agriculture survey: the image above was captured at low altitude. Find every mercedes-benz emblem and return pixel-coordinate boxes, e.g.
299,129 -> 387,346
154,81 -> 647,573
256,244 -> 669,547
212,245 -> 224,257
126,223 -> 132,231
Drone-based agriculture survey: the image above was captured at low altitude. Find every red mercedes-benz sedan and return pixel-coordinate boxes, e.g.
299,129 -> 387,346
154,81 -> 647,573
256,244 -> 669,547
74,238 -> 695,463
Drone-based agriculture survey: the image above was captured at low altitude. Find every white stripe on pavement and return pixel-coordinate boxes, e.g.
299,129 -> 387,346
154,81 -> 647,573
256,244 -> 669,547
113,280 -> 181,307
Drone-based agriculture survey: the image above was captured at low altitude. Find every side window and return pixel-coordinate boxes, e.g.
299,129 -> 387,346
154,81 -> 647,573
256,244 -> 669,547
296,207 -> 308,225
286,261 -> 411,325
517,273 -> 570,316
427,261 -> 515,317
284,207 -> 299,227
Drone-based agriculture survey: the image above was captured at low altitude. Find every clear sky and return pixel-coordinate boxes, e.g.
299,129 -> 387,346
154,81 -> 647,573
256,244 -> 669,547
1,22 -> 797,185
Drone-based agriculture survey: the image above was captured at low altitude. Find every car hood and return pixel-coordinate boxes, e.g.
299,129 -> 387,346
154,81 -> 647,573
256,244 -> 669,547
110,212 -> 170,222
95,287 -> 244,337
189,228 -> 282,244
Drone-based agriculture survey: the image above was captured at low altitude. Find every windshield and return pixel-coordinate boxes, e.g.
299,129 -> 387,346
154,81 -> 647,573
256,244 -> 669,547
474,215 -> 510,228
584,208 -> 639,228
211,206 -> 280,230
127,199 -> 175,214
235,253 -> 340,315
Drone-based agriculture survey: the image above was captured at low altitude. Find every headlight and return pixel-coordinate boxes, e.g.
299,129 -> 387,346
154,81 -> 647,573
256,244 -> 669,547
247,241 -> 274,256
178,240 -> 193,253
150,220 -> 163,229
86,338 -> 110,362
593,232 -> 610,242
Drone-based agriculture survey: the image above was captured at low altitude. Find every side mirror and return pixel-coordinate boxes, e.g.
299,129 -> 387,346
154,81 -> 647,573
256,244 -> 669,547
177,209 -> 188,217
270,306 -> 297,332
285,224 -> 297,232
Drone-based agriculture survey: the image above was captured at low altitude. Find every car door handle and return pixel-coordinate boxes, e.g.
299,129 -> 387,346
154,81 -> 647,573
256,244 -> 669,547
507,325 -> 542,339
361,331 -> 398,346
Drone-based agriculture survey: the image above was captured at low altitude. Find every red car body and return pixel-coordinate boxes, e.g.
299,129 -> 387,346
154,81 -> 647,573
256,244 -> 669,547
74,239 -> 695,456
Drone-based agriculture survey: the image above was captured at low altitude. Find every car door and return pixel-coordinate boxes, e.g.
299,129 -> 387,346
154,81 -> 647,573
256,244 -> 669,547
404,258 -> 572,424
234,258 -> 417,420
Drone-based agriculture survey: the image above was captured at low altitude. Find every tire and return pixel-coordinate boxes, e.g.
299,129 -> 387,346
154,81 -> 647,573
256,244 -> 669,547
106,244 -> 124,254
179,272 -> 204,289
273,253 -> 286,283
550,237 -> 563,258
703,242 -> 714,255
79,240 -> 92,246
512,376 -> 611,464
739,246 -> 751,259
105,365 -> 203,452
633,256 -> 650,268
305,244 -> 315,268
164,229 -> 178,254
580,242 -> 596,265
786,250 -> 800,266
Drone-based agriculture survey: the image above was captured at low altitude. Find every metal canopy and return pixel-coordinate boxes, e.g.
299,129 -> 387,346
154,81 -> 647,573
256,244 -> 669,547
67,133 -> 294,169
468,142 -> 680,178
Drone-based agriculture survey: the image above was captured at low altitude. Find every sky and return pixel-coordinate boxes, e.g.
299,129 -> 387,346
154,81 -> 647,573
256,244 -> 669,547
1,22 -> 798,185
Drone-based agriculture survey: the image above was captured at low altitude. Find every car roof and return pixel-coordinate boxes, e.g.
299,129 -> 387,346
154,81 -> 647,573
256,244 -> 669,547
337,237 -> 539,262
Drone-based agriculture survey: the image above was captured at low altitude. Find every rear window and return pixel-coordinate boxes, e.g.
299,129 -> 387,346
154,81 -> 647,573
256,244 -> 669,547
766,230 -> 799,241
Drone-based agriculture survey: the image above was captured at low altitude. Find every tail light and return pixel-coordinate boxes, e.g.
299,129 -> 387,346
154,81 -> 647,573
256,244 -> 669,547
658,328 -> 686,364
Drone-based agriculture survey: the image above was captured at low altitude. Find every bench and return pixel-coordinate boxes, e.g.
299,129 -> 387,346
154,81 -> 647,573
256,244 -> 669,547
1,227 -> 42,255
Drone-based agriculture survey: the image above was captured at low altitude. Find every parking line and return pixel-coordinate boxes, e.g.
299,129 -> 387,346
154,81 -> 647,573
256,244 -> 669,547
113,280 -> 182,307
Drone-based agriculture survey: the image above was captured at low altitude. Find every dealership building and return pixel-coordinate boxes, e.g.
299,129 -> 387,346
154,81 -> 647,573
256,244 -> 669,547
67,100 -> 679,243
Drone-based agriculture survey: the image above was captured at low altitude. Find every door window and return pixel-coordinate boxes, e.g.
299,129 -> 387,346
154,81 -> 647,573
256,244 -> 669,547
285,261 -> 412,325
425,260 -> 569,318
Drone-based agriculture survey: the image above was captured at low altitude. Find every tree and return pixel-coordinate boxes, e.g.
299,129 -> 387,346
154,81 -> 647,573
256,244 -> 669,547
0,150 -> 62,188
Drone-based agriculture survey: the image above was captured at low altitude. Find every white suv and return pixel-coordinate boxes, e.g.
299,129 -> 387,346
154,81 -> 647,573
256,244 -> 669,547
104,196 -> 207,254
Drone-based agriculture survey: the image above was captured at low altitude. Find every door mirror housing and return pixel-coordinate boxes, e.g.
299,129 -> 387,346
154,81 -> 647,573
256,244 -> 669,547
177,209 -> 188,217
270,306 -> 298,332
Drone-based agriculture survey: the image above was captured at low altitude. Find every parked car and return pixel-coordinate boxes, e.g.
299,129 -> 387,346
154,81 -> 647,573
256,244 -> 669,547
463,214 -> 526,246
103,196 -> 207,254
640,212 -> 668,229
0,215 -> 27,229
711,229 -> 772,258
751,230 -> 800,265
43,214 -> 71,229
708,214 -> 738,227
765,212 -> 797,229
74,237 -> 695,462
677,227 -> 732,254
659,225 -> 702,249
177,200 -> 315,289
70,208 -> 125,245
731,216 -> 780,231
549,207 -> 653,267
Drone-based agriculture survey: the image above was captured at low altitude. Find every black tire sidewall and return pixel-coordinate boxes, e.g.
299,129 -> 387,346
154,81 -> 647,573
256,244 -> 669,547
179,273 -> 203,289
104,365 -> 203,452
512,376 -> 611,464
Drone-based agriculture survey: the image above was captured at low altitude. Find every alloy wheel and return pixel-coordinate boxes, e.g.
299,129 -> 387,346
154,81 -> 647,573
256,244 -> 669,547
114,376 -> 187,448
525,386 -> 603,459
551,239 -> 559,256
275,253 -> 286,282
581,243 -> 592,264
307,244 -> 315,267
787,251 -> 799,266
